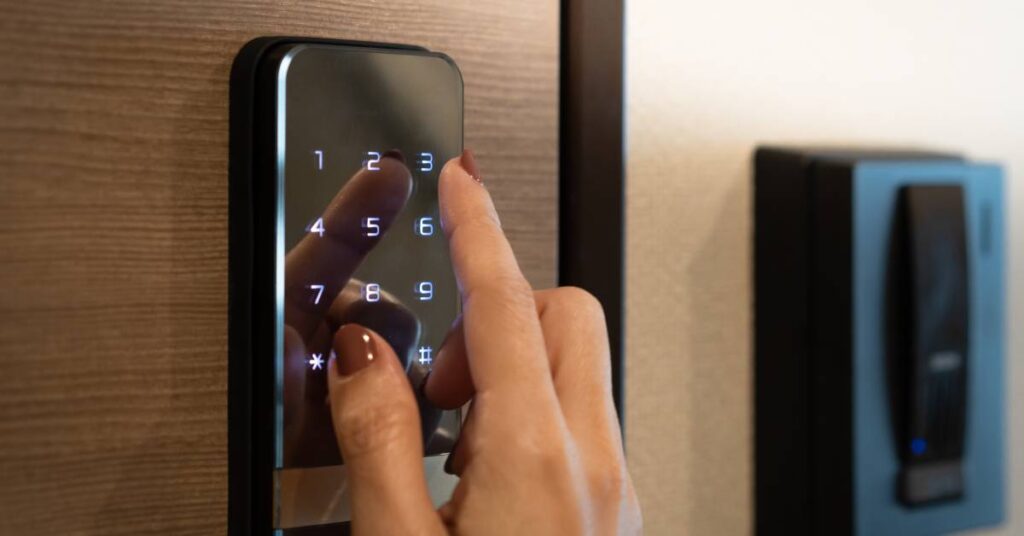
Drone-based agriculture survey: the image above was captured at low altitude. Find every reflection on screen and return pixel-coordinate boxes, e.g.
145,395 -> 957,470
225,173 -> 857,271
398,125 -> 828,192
273,44 -> 462,531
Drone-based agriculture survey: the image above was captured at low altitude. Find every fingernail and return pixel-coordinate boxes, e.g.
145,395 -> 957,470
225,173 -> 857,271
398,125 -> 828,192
460,149 -> 482,183
334,324 -> 377,377
382,149 -> 406,164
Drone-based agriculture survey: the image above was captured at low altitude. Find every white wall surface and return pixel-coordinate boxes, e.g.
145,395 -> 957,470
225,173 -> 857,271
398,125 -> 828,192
623,1 -> 1024,533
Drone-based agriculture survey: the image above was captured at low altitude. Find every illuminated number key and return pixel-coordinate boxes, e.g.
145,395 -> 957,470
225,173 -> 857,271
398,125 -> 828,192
308,284 -> 325,304
414,216 -> 434,236
366,151 -> 381,171
418,152 -> 434,172
415,281 -> 434,301
309,217 -> 325,237
362,216 -> 380,237
363,283 -> 381,303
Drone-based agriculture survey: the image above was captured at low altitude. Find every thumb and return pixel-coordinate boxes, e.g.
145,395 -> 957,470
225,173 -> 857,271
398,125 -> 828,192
327,324 -> 443,535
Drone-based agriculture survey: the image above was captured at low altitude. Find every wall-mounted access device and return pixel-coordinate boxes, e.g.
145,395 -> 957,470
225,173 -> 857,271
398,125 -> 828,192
229,37 -> 463,535
754,148 -> 1005,535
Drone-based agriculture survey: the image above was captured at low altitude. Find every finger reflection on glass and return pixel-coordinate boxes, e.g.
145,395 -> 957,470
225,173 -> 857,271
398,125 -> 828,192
282,155 -> 420,468
284,154 -> 411,339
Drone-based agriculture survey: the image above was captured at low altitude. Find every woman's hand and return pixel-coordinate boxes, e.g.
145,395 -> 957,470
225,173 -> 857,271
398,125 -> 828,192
325,152 -> 642,534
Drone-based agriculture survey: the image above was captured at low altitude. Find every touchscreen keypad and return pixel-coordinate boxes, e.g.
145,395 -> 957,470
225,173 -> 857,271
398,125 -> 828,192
277,45 -> 462,470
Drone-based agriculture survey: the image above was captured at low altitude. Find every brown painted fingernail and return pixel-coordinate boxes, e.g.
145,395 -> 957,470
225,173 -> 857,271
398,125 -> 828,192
460,149 -> 482,183
382,149 -> 406,164
334,324 -> 377,377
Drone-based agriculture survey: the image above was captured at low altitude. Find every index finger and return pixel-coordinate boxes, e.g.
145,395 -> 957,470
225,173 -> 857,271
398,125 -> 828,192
285,155 -> 412,339
438,152 -> 554,399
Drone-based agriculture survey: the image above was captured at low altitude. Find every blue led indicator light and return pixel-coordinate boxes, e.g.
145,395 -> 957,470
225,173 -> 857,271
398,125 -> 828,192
910,438 -> 927,456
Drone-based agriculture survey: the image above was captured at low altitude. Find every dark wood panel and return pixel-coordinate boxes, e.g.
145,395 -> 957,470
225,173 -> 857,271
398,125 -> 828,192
0,1 -> 557,533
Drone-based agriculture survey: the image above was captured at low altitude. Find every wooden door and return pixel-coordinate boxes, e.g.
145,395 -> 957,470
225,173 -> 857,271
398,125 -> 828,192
0,2 -> 557,533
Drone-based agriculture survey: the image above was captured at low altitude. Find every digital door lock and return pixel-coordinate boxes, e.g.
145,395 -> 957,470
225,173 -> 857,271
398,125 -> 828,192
229,37 -> 463,535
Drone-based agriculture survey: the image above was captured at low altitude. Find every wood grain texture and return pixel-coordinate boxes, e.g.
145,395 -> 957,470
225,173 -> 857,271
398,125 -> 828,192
0,1 -> 557,533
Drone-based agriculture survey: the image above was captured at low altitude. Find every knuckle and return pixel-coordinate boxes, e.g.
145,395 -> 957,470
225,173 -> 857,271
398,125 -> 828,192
498,418 -> 569,471
544,286 -> 607,327
559,286 -> 605,317
587,465 -> 629,507
518,442 -> 576,489
530,435 -> 570,472
522,426 -> 577,475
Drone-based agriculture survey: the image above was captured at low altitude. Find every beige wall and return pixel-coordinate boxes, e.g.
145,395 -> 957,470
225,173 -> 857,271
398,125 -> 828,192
624,0 -> 1024,533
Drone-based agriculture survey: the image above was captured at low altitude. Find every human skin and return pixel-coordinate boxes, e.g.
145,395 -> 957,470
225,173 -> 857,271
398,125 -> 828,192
325,152 -> 642,535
